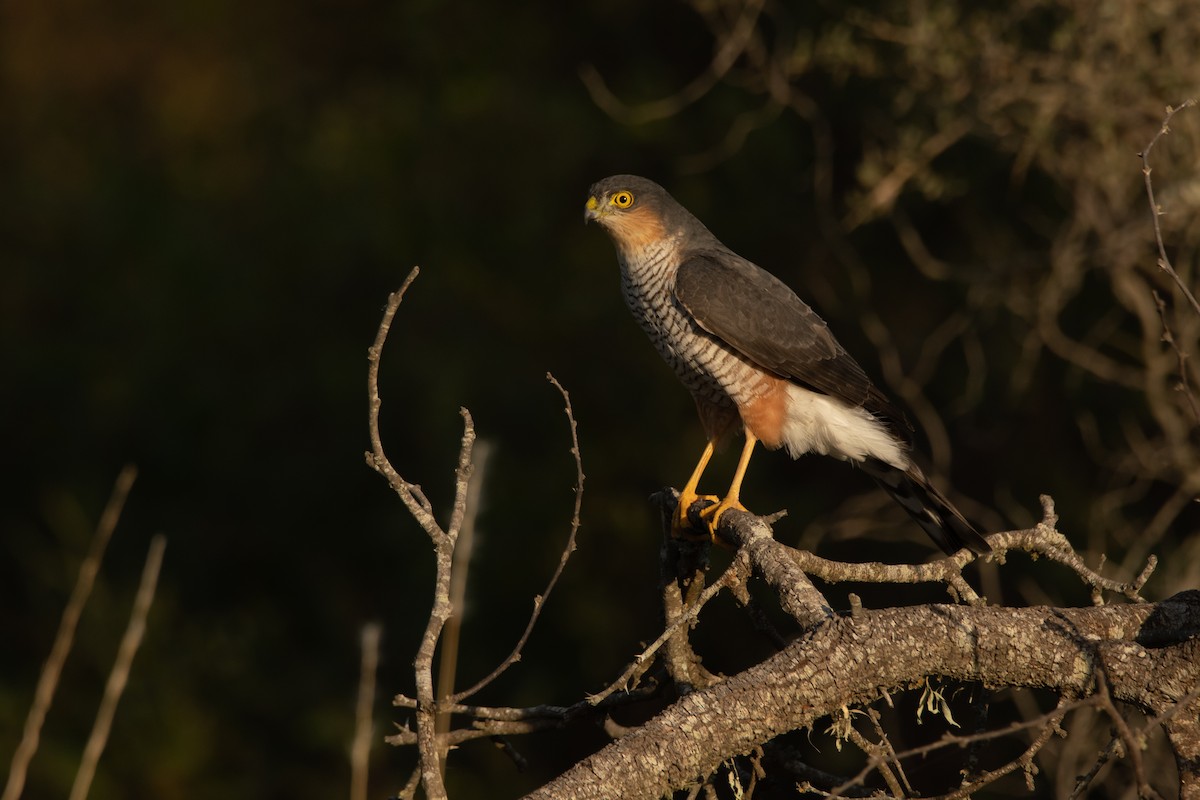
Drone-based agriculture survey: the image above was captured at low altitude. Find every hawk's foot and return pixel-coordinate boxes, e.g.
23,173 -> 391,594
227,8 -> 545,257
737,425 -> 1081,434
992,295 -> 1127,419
673,490 -> 721,541
698,495 -> 749,543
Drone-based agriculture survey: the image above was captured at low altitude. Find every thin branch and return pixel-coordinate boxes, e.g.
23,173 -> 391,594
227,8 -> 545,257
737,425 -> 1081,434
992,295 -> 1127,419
393,767 -> 421,800
69,534 -> 166,800
680,99 -> 784,173
410,411 -> 474,800
3,464 -> 138,800
587,551 -> 751,706
1153,289 -> 1200,425
1093,667 -> 1162,800
445,411 -> 479,543
395,682 -> 661,722
579,0 -> 765,125
366,269 -> 459,800
983,495 -> 1150,604
784,513 -> 1153,606
1071,730 -> 1124,800
448,374 -> 585,703
843,725 -> 905,797
659,528 -> 722,690
436,439 -> 490,760
829,695 -> 1085,799
369,279 -> 587,796
865,707 -> 912,794
1140,98 -> 1200,318
388,684 -> 663,747
785,545 -> 982,604
844,118 -> 973,229
351,623 -> 381,800
365,266 -> 444,539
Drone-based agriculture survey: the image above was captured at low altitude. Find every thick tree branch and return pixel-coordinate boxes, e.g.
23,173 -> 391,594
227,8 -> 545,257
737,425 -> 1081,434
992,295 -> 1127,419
523,591 -> 1200,800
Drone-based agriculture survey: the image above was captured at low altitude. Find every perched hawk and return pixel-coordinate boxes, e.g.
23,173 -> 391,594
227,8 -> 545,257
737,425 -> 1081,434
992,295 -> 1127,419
585,175 -> 991,555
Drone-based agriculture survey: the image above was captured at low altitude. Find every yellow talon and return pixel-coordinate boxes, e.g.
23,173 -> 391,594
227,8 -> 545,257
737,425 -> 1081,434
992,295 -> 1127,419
672,431 -> 759,544
673,488 -> 720,540
699,494 -> 748,536
670,439 -> 718,540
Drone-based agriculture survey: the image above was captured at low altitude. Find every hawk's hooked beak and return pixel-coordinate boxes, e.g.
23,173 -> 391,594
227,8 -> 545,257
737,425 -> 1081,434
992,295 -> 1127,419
584,195 -> 606,223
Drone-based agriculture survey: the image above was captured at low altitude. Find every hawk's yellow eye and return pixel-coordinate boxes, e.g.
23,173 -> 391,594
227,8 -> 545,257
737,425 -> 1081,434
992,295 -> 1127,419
611,191 -> 634,208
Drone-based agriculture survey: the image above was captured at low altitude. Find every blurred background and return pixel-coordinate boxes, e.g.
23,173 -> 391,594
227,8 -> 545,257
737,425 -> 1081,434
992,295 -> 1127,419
2,0 -> 1198,797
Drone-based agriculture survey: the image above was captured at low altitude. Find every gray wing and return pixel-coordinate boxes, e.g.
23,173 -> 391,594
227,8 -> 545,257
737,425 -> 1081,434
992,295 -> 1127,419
673,252 -> 912,441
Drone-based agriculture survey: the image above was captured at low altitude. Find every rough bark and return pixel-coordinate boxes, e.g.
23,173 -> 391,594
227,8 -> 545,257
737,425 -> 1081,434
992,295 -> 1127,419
523,561 -> 1200,799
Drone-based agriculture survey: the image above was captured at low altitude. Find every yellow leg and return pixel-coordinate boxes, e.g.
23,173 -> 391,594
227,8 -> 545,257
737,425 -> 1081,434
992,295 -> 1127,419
673,440 -> 721,538
699,431 -> 758,537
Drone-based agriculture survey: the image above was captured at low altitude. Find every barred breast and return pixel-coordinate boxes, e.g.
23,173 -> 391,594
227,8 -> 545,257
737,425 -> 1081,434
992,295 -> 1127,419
617,244 -> 776,417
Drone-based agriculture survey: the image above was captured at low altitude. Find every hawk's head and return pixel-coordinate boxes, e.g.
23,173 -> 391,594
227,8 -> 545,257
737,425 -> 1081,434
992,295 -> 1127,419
585,175 -> 677,254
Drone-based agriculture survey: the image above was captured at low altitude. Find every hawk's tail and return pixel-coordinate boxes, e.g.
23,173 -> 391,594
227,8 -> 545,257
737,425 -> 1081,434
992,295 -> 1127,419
861,459 -> 992,555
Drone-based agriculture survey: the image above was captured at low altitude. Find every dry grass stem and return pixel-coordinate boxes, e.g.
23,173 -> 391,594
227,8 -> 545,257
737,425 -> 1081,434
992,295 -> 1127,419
69,533 -> 166,800
351,623 -> 381,800
3,464 -> 138,800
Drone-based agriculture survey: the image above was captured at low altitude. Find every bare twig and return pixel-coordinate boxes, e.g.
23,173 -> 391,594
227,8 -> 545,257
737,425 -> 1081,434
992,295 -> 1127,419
366,268 -> 458,800
1071,730 -> 1124,800
365,266 -> 443,540
1007,495 -> 1153,604
830,695 -> 1084,799
370,275 -> 589,796
680,99 -> 784,173
409,411 -> 473,800
69,534 -> 166,800
393,683 -> 662,723
448,374 -> 585,703
3,464 -> 137,800
1092,667 -> 1162,800
784,513 -> 1152,606
580,0 -> 765,125
1141,98 -> 1200,319
843,725 -> 905,797
351,623 -> 381,800
1153,289 -> 1200,425
587,551 -> 751,706
393,767 -> 420,800
437,439 -> 491,758
388,684 -> 663,747
865,707 -> 912,794
659,529 -> 722,690
785,545 -> 982,604
844,118 -> 973,229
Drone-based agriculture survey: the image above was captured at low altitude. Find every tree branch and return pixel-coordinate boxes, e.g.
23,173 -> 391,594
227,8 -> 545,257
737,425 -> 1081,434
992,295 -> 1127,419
1141,98 -> 1200,319
523,592 -> 1200,800
448,374 -> 585,703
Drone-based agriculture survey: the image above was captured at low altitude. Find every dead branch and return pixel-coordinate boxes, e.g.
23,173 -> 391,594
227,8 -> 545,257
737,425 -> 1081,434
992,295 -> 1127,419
370,274 -> 588,799
1141,98 -> 1200,319
521,559 -> 1200,800
366,267 -> 463,800
448,374 -> 585,703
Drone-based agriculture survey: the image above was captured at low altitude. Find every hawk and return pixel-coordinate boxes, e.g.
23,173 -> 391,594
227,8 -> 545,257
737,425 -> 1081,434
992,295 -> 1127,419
585,175 -> 991,555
